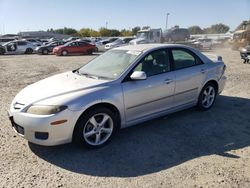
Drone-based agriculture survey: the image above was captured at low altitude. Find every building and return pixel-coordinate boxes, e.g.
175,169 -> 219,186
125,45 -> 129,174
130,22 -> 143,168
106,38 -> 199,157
18,31 -> 71,39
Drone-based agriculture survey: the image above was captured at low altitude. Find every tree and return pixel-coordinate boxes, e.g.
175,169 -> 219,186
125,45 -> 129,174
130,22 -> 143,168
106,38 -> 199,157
132,26 -> 141,35
121,29 -> 133,36
53,27 -> 78,35
203,23 -> 230,34
188,26 -> 203,34
109,29 -> 121,36
142,26 -> 150,30
99,27 -> 110,36
78,28 -> 91,37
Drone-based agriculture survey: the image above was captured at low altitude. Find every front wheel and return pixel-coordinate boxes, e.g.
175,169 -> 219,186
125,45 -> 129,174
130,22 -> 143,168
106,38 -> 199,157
197,83 -> 217,111
25,48 -> 33,54
73,107 -> 118,148
61,50 -> 68,56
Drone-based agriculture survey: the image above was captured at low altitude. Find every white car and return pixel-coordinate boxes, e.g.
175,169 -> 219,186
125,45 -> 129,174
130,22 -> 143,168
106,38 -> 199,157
95,40 -> 110,52
8,44 -> 226,148
1,40 -> 35,54
194,38 -> 213,50
105,38 -> 134,50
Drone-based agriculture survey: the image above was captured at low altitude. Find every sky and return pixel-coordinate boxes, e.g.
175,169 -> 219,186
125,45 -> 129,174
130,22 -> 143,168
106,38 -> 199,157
0,0 -> 249,34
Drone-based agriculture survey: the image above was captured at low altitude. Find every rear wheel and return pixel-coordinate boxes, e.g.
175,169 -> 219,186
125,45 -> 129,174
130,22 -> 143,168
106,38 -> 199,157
87,49 -> 93,55
61,50 -> 68,56
25,48 -> 33,54
197,83 -> 217,111
73,107 -> 118,148
42,49 -> 49,55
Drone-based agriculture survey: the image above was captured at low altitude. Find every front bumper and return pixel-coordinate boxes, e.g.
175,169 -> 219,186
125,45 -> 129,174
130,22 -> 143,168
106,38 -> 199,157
8,108 -> 82,146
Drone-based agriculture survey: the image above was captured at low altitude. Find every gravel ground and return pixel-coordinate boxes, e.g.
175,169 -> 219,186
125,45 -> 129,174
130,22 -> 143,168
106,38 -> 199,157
0,49 -> 249,188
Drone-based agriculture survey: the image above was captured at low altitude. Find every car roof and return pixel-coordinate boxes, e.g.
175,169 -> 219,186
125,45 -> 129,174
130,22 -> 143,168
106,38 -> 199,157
115,43 -> 192,52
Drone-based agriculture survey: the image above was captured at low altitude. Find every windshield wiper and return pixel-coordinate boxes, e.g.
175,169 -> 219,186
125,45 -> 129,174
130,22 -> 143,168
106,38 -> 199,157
80,73 -> 99,79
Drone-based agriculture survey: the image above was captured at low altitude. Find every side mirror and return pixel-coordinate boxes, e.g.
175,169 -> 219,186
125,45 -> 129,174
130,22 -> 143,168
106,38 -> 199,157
130,71 -> 147,80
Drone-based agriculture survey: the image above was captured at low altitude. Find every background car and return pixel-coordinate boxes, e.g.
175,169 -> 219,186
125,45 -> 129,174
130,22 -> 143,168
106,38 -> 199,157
0,45 -> 5,55
1,40 -> 35,54
164,28 -> 190,42
9,44 -> 226,148
95,38 -> 119,51
63,37 -> 80,42
35,41 -> 66,55
24,38 -> 43,46
53,41 -> 97,56
194,38 -> 213,50
105,37 -> 135,50
240,45 -> 250,63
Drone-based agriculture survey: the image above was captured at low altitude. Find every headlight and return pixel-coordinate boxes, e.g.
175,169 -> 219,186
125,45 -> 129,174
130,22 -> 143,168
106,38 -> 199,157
26,105 -> 67,115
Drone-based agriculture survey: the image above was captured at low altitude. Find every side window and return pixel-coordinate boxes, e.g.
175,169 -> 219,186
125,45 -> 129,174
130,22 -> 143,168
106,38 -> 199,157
79,42 -> 87,46
134,50 -> 170,77
17,41 -> 26,46
172,49 -> 200,70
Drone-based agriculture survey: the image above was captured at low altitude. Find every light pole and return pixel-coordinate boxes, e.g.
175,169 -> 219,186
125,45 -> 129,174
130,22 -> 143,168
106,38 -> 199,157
106,21 -> 108,29
166,13 -> 170,32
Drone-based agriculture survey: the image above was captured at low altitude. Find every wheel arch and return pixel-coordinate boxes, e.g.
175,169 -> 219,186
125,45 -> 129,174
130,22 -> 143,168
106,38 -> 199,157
72,102 -> 122,140
203,80 -> 219,94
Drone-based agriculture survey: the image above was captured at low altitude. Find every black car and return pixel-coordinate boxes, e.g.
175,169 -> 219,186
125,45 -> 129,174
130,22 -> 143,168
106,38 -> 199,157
240,45 -> 250,63
0,45 -> 5,55
35,41 -> 65,55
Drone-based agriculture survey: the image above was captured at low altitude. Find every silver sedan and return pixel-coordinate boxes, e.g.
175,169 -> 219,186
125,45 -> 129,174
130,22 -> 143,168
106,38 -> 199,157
8,44 -> 226,148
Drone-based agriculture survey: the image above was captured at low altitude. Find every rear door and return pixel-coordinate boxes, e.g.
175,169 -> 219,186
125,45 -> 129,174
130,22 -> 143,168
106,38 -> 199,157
170,48 -> 207,107
78,42 -> 88,53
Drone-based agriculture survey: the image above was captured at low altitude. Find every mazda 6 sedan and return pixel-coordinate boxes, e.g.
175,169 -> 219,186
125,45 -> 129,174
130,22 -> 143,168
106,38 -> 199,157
8,44 -> 226,148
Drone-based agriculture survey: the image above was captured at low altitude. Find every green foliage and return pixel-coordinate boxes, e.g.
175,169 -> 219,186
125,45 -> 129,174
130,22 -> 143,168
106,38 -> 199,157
132,26 -> 141,35
188,26 -> 203,34
203,23 -> 230,34
121,29 -> 133,36
52,27 -> 78,35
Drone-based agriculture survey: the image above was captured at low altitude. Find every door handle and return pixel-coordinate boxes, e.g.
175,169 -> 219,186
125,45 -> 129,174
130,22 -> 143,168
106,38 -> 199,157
200,69 -> 207,74
164,79 -> 173,84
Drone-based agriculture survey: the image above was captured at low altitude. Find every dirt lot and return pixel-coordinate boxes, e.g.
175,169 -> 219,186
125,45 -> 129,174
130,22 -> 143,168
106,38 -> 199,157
0,48 -> 250,188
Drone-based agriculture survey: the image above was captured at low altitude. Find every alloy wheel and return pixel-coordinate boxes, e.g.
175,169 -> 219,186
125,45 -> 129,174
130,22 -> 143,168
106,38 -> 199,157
83,113 -> 113,146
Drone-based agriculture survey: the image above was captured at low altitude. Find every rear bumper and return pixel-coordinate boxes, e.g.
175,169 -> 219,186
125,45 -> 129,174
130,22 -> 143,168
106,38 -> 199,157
218,75 -> 227,94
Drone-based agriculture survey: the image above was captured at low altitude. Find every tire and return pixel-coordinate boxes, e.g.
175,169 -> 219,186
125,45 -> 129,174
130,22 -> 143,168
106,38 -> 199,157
197,83 -> 217,111
42,49 -> 49,55
87,49 -> 93,55
25,48 -> 33,54
61,50 -> 68,56
73,107 -> 119,148
0,48 -> 5,55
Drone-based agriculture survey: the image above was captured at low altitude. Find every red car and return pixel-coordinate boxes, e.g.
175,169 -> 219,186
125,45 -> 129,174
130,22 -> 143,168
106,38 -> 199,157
53,41 -> 97,56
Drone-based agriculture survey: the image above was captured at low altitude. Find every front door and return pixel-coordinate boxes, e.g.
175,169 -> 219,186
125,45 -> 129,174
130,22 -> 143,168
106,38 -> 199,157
122,49 -> 175,123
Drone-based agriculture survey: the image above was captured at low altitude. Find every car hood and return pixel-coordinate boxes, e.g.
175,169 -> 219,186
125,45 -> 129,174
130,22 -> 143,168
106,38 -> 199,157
14,71 -> 109,105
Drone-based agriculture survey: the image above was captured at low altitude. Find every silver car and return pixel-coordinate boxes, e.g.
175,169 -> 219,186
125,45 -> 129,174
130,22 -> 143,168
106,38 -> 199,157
9,44 -> 226,148
1,40 -> 34,54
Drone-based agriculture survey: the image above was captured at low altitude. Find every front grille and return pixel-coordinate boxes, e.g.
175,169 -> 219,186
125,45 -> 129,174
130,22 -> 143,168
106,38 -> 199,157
9,116 -> 24,135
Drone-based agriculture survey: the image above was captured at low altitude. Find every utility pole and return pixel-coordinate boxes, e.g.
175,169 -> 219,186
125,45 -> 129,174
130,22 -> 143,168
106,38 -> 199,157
106,21 -> 108,29
166,13 -> 170,32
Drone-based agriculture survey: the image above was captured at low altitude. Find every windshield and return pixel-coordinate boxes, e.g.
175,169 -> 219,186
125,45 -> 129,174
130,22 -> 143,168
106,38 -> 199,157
78,49 -> 141,80
136,32 -> 149,39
